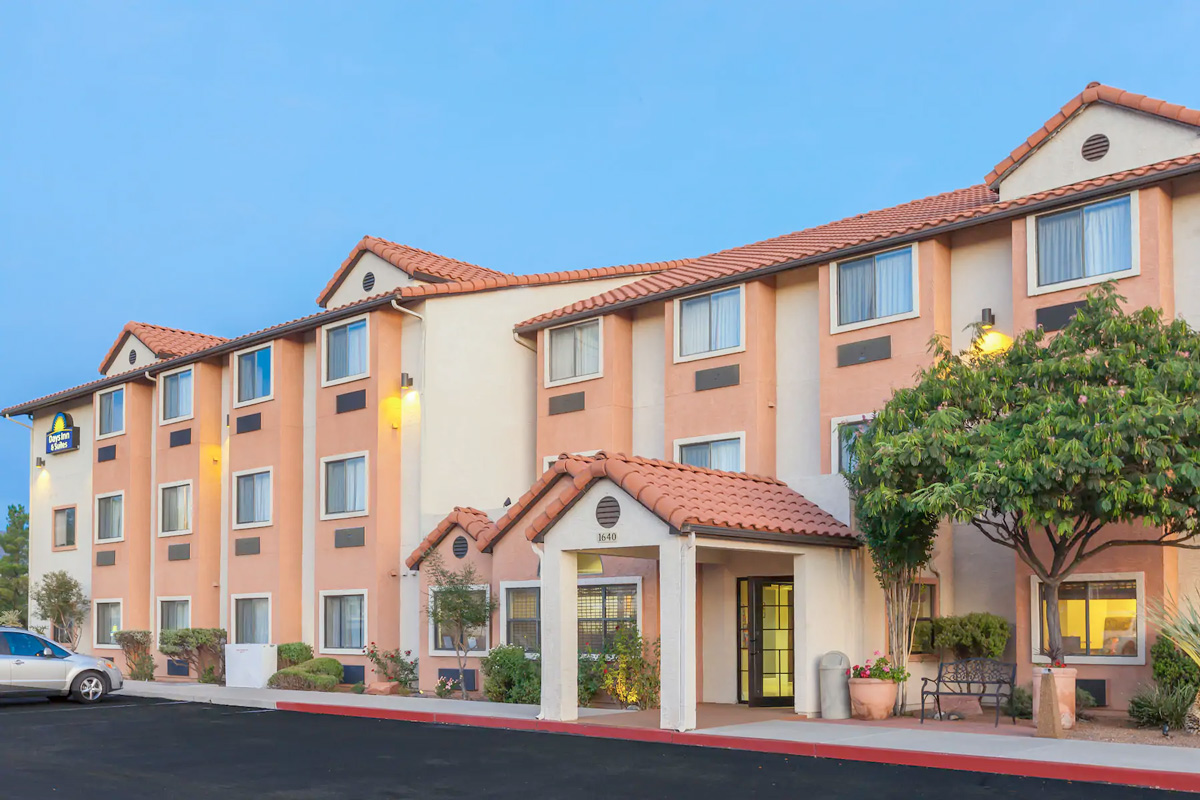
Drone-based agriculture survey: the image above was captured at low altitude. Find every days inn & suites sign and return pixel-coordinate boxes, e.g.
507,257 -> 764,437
46,412 -> 80,455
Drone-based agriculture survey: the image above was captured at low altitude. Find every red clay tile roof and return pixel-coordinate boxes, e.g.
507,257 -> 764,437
985,83 -> 1200,189
317,236 -> 509,306
99,321 -> 228,374
406,507 -> 496,569
476,452 -> 853,552
517,150 -> 1200,330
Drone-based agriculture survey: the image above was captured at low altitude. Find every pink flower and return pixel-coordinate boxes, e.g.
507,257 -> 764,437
882,664 -> 890,672
860,669 -> 869,678
845,668 -> 850,676
865,659 -> 872,667
874,650 -> 881,656
1078,394 -> 1088,404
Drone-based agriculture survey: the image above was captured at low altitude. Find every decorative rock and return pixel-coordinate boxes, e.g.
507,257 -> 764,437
365,681 -> 399,696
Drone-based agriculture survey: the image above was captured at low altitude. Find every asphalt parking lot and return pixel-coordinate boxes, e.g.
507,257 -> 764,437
0,695 -> 1184,799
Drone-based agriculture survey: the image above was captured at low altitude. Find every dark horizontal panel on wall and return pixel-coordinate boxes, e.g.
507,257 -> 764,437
334,527 -> 365,548
235,537 -> 261,556
1036,299 -> 1086,332
837,336 -> 891,368
548,391 -> 585,416
341,664 -> 365,684
166,659 -> 189,677
439,667 -> 477,692
97,445 -> 117,463
695,364 -> 740,392
1077,678 -> 1107,707
169,428 -> 192,448
167,543 -> 190,561
236,413 -> 262,434
95,550 -> 116,567
336,389 -> 367,414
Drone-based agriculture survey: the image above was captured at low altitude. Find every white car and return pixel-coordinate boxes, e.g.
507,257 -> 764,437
0,626 -> 124,703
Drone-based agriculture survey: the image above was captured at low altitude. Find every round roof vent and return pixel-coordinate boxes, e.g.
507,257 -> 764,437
128,349 -> 137,365
362,271 -> 376,292
596,496 -> 621,529
452,535 -> 469,559
1081,134 -> 1110,162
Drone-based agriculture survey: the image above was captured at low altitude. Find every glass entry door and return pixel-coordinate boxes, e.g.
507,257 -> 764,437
737,578 -> 794,707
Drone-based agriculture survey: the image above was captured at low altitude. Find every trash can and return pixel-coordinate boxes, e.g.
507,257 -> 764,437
819,651 -> 851,720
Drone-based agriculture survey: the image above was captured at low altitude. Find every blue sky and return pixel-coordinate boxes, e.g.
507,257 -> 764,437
1,1 -> 1198,508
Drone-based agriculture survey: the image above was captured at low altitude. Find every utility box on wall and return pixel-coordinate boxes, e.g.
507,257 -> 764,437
225,643 -> 278,689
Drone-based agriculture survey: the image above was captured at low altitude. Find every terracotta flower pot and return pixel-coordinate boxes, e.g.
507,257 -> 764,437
849,678 -> 898,720
1031,666 -> 1077,729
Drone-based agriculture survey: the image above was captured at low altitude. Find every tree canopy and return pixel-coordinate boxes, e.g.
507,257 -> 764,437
0,505 -> 29,625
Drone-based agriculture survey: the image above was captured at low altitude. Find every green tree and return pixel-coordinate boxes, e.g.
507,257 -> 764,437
31,570 -> 88,650
424,552 -> 497,700
855,284 -> 1200,662
0,505 -> 30,625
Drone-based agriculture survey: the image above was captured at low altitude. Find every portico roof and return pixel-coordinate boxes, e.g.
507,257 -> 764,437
406,507 -> 496,569
477,452 -> 856,551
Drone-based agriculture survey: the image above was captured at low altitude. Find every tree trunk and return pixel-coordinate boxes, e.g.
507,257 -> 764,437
884,574 -> 915,715
1043,580 -> 1064,663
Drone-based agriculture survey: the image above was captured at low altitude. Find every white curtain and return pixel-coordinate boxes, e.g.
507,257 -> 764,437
236,598 -> 269,644
160,600 -> 188,631
577,320 -> 600,376
1084,196 -> 1132,277
327,457 -> 366,514
99,496 -> 122,540
709,438 -> 741,471
328,320 -> 366,381
97,603 -> 120,645
679,442 -> 708,468
1038,208 -> 1083,285
549,326 -> 575,381
162,485 -> 189,532
164,370 -> 192,419
837,258 -> 874,325
325,594 -> 364,649
100,389 -> 123,435
237,472 -> 270,524
346,320 -> 366,376
680,295 -> 710,356
874,249 -> 913,318
238,348 -> 271,402
711,288 -> 740,351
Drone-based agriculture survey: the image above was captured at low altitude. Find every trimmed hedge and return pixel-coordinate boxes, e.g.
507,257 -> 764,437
296,657 -> 345,681
278,642 -> 314,669
268,668 -> 339,692
931,613 -> 1011,659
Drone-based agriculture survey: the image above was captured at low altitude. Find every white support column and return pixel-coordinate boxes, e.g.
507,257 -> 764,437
540,548 -> 578,722
659,534 -> 697,731
793,553 -> 814,717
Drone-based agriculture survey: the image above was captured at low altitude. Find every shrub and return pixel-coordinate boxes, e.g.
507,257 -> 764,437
199,666 -> 220,684
114,630 -> 155,682
931,614 -> 1011,660
0,609 -> 22,627
159,628 -> 228,683
603,628 -> 660,710
352,682 -> 366,694
1151,637 -> 1200,693
912,620 -> 934,656
435,675 -> 460,699
578,649 -> 607,708
277,642 -> 313,670
366,643 -> 418,689
480,644 -> 540,704
268,667 -> 339,692
293,657 -> 345,682
1076,687 -> 1097,720
1129,683 -> 1198,729
1003,684 -> 1033,719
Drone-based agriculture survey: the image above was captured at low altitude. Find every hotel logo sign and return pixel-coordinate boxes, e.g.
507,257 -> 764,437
46,412 -> 80,455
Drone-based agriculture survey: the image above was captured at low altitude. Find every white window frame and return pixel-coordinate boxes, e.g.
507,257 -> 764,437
429,584 -> 491,657
94,490 -> 125,544
672,431 -> 746,472
321,313 -> 370,388
232,466 -> 274,530
318,589 -> 369,655
320,451 -> 370,521
1028,571 -> 1146,666
232,342 -> 275,409
158,479 -> 193,537
155,595 -> 192,644
230,592 -> 273,645
672,284 -> 747,364
497,576 -> 644,652
1026,192 -> 1140,297
543,318 -> 604,388
829,412 -> 875,475
95,385 -> 126,440
93,598 -> 123,651
541,449 -> 600,473
829,244 -> 921,334
158,364 -> 196,425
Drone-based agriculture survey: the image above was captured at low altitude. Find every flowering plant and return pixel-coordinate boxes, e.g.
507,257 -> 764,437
434,675 -> 461,699
366,642 -> 419,690
848,652 -> 909,683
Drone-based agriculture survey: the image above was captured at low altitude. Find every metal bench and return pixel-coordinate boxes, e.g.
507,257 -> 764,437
920,657 -> 1017,727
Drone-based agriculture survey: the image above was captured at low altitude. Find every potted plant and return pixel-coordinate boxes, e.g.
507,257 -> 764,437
848,652 -> 909,720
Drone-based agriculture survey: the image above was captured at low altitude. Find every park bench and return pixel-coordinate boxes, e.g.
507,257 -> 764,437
919,657 -> 1017,727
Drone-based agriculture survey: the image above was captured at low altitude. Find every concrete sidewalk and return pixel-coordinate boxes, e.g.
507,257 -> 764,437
120,681 -> 1199,793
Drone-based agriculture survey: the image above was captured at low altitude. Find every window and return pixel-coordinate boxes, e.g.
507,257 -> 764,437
578,584 -> 638,653
161,368 -> 193,422
234,469 -> 272,527
1039,579 -> 1139,659
54,507 -> 76,548
1036,196 -> 1132,288
547,320 -> 601,384
836,246 -> 915,327
160,483 -> 191,535
325,318 -> 368,383
95,601 -> 121,648
677,436 -> 742,472
159,599 -> 190,632
323,455 -> 367,518
505,587 -> 541,651
910,584 -> 937,656
836,418 -> 871,474
234,596 -> 270,644
235,345 -> 272,405
97,387 -> 124,437
96,494 -> 123,542
432,587 -> 489,654
323,593 -> 366,652
678,286 -> 742,359
4,631 -> 51,657
51,622 -> 76,645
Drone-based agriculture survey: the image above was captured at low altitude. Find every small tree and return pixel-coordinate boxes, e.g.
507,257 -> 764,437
0,505 -> 29,625
114,630 -> 156,681
30,570 -> 88,650
856,284 -> 1200,662
1149,594 -> 1200,733
159,628 -> 228,682
424,552 -> 496,700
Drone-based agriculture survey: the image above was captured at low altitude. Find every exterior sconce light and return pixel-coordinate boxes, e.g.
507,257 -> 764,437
399,373 -> 414,389
981,308 -> 996,330
35,457 -> 45,469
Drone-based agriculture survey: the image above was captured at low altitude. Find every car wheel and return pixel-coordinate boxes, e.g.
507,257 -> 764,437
71,672 -> 107,704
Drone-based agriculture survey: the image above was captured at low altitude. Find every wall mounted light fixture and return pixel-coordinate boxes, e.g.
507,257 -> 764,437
35,457 -> 45,469
981,308 -> 996,329
399,373 -> 414,389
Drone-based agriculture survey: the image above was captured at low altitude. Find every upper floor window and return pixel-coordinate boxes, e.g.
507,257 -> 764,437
834,416 -> 872,474
54,507 -> 76,548
234,469 -> 272,528
97,387 -> 124,438
323,454 -> 367,518
677,286 -> 743,361
161,367 -> 193,423
676,434 -> 743,472
235,345 -> 272,405
835,246 -> 915,329
95,493 -> 123,542
547,320 -> 601,385
325,318 -> 368,385
1036,195 -> 1133,289
160,482 -> 192,536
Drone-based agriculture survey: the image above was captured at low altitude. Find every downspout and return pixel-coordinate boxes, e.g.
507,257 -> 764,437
512,331 -> 536,352
3,414 -> 32,431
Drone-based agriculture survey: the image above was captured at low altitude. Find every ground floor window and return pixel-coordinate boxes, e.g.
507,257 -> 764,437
432,586 -> 489,654
159,599 -> 190,633
52,622 -> 76,645
505,587 -> 540,651
234,596 -> 270,644
323,593 -> 366,651
910,583 -> 937,655
502,582 -> 639,654
1039,578 -> 1139,658
95,601 -> 121,647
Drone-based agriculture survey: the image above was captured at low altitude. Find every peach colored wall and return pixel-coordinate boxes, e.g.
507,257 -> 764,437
415,527 -> 494,690
664,278 -> 777,475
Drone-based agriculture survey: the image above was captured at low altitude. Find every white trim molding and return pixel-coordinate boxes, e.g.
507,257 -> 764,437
829,412 -> 875,475
158,364 -> 196,425
318,589 -> 369,656
320,313 -> 371,388
672,431 -> 746,472
157,479 -> 194,538
672,284 -> 747,364
319,451 -> 370,521
94,385 -> 126,440
232,466 -> 274,530
230,592 -> 273,645
1028,571 -> 1146,666
92,598 -> 124,651
232,341 -> 276,409
93,490 -> 126,544
544,317 -> 605,389
429,584 -> 491,657
1025,192 -> 1140,298
829,243 -> 921,335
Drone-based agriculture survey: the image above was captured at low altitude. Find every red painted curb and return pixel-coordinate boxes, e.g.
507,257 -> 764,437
275,702 -> 1200,794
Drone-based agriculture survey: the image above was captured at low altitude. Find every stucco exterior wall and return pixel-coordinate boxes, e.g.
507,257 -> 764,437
774,269 -> 821,481
324,252 -> 419,309
105,335 -> 158,377
948,222 -> 1014,352
631,303 -> 666,459
1172,174 -> 1200,328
